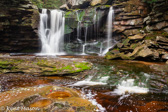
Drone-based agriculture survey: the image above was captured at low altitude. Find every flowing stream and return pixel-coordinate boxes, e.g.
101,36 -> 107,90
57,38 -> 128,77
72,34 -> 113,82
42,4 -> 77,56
0,56 -> 168,112
67,57 -> 168,112
13,6 -> 168,112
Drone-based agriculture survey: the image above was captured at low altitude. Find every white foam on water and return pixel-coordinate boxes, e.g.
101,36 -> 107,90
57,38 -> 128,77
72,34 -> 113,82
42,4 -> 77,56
70,74 -> 107,111
70,81 -> 107,86
81,90 -> 106,112
70,75 -> 107,86
99,76 -> 110,82
113,79 -> 149,95
36,52 -> 66,56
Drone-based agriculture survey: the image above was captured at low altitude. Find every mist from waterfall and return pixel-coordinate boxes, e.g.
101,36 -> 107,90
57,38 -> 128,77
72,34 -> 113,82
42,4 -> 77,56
39,9 -> 65,55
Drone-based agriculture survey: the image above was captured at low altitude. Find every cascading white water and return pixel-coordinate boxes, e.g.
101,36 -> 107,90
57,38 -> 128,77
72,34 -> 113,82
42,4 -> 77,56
93,12 -> 97,38
38,7 -> 114,55
84,26 -> 88,43
81,26 -> 88,55
101,7 -> 115,55
107,7 -> 114,48
76,10 -> 82,39
93,10 -> 101,39
39,9 -> 65,55
112,79 -> 149,95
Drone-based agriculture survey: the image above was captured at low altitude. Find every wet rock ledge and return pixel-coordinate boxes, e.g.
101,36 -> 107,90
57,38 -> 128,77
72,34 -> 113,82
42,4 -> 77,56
0,55 -> 92,76
106,0 -> 168,62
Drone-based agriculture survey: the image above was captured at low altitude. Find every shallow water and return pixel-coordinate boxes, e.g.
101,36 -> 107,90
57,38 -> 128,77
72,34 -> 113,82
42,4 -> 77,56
61,56 -> 168,112
0,55 -> 168,112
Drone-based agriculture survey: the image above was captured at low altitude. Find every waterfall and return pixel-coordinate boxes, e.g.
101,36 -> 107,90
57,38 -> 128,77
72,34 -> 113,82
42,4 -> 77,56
39,9 -> 65,55
38,7 -> 115,56
93,10 -> 101,39
93,12 -> 97,39
76,10 -> 80,39
76,10 -> 83,41
81,26 -> 88,55
107,7 -> 114,48
101,7 -> 115,55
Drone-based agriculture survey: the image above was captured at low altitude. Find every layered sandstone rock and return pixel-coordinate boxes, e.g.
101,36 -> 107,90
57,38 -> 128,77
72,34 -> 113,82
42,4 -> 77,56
0,0 -> 39,52
106,0 -> 168,62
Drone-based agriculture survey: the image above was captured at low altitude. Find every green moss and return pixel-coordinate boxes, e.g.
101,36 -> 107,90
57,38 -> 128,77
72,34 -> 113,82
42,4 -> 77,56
106,51 -> 112,55
41,62 -> 91,75
105,54 -> 119,60
0,60 -> 12,69
0,59 -> 20,71
113,48 -> 120,51
99,5 -> 111,9
62,65 -> 73,70
36,60 -> 50,67
121,55 -> 135,60
53,65 -> 74,72
38,61 -> 92,75
74,62 -> 91,70
145,36 -> 156,40
30,0 -> 66,9
122,38 -> 130,46
105,52 -> 135,60
0,58 -> 92,75
104,5 -> 112,7
162,32 -> 168,37
130,43 -> 138,49
30,0 -> 43,8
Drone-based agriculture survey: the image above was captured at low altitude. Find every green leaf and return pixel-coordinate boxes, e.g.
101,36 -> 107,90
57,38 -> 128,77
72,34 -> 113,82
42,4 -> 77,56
64,25 -> 73,34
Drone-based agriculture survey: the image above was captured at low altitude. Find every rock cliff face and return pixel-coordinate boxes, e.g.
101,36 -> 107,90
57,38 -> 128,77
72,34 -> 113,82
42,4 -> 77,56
0,0 -> 39,53
0,0 -> 168,59
106,0 -> 168,61
113,0 -> 149,36
60,0 -> 109,9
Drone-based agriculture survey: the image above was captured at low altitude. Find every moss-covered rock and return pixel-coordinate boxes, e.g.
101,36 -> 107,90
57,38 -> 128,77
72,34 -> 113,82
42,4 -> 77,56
0,56 -> 92,76
105,34 -> 167,61
30,0 -> 66,9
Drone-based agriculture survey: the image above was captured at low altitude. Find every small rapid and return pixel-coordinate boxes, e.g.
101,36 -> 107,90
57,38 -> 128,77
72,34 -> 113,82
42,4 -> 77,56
112,79 -> 149,95
68,57 -> 168,112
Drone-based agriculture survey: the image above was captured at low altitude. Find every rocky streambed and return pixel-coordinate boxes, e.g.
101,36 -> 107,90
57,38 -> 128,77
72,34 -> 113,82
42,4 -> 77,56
0,54 -> 168,112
